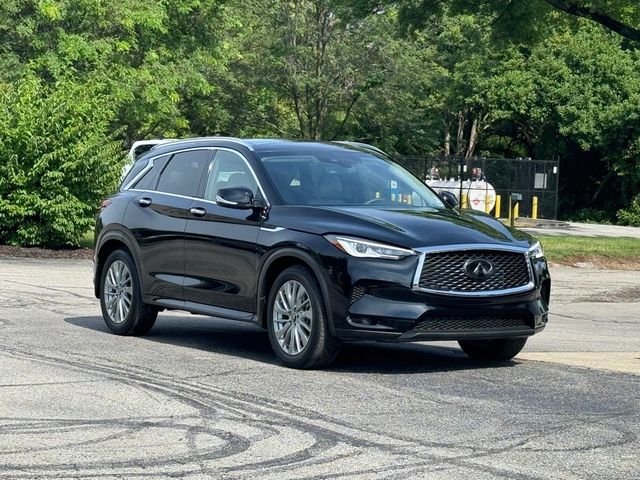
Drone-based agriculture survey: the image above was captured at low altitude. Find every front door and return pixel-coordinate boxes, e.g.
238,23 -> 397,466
183,149 -> 262,314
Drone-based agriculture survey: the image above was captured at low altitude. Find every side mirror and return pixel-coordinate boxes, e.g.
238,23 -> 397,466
216,187 -> 255,209
438,190 -> 459,209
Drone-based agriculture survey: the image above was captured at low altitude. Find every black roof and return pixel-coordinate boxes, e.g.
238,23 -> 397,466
135,137 -> 384,163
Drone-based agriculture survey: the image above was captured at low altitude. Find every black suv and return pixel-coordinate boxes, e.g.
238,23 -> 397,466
94,138 -> 550,368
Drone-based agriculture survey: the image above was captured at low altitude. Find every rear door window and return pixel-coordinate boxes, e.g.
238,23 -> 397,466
156,150 -> 212,197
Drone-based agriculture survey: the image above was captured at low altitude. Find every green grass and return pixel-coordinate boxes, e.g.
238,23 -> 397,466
537,235 -> 640,262
78,230 -> 94,249
76,230 -> 640,262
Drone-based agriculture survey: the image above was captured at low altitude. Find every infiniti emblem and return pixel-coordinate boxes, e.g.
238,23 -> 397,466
463,258 -> 495,280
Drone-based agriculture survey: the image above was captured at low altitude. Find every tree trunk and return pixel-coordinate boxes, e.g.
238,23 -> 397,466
456,110 -> 466,156
465,117 -> 479,158
444,119 -> 451,156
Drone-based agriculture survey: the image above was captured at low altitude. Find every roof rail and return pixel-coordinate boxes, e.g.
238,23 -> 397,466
332,141 -> 389,157
192,136 -> 256,151
130,137 -> 256,156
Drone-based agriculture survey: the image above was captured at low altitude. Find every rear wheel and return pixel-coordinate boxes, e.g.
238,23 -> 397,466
458,338 -> 527,361
267,266 -> 340,369
100,249 -> 157,335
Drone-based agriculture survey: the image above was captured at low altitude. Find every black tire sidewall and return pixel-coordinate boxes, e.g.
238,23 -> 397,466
459,337 -> 527,361
266,266 -> 328,368
99,249 -> 144,335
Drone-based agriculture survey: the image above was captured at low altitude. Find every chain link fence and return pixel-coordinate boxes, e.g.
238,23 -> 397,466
397,156 -> 560,220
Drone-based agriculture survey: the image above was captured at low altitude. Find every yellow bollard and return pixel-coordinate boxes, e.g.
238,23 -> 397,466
513,201 -> 519,219
532,196 -> 538,219
495,195 -> 501,218
461,193 -> 468,209
485,194 -> 492,214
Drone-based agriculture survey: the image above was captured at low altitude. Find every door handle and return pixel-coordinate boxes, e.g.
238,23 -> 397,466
138,197 -> 152,207
189,207 -> 206,217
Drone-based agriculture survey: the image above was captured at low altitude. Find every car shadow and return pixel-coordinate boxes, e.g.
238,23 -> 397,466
64,314 -> 521,374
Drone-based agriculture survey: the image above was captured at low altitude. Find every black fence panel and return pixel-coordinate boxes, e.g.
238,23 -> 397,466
397,156 -> 560,219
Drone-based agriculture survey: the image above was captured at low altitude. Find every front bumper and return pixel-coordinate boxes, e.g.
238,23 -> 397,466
335,286 -> 548,342
321,247 -> 551,343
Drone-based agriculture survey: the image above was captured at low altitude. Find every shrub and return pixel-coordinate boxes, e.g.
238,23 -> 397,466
617,194 -> 640,227
0,75 -> 123,247
565,208 -> 613,225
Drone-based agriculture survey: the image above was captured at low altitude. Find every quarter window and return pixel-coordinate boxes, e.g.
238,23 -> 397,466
121,160 -> 147,189
133,155 -> 169,190
156,150 -> 211,197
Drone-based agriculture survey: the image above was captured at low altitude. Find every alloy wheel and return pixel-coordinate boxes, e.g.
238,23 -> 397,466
104,260 -> 133,324
272,280 -> 313,355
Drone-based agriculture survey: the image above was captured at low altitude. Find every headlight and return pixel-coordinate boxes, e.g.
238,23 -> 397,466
528,241 -> 544,259
325,235 -> 416,260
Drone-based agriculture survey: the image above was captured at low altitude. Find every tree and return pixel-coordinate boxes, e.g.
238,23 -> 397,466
0,0 -> 233,146
0,75 -> 122,246
543,0 -> 640,42
225,0 -> 397,140
368,0 -> 640,43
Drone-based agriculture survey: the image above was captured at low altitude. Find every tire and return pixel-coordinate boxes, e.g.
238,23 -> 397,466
266,265 -> 340,369
458,338 -> 527,361
99,249 -> 157,336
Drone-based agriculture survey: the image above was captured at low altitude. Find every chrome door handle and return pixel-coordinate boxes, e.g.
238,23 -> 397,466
138,197 -> 152,207
189,207 -> 206,217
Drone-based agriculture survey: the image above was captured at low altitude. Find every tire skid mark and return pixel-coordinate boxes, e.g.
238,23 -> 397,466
0,346 -> 589,480
1,418 -> 252,475
1,347 -> 456,478
0,348 -> 346,477
5,338 -> 637,479
1,279 -> 97,302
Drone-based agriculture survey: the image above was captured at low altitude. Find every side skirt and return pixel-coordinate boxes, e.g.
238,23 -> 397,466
153,298 -> 258,324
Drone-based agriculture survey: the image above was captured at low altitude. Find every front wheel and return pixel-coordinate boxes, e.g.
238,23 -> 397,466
267,266 -> 340,369
100,249 -> 157,336
458,338 -> 527,361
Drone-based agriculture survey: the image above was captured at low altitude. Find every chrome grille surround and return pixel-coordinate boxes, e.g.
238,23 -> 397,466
411,244 -> 535,297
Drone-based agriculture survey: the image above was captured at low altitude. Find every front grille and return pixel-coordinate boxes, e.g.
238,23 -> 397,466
414,316 -> 530,331
418,250 -> 531,293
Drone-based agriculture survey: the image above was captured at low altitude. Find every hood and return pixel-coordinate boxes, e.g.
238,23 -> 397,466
267,206 -> 533,249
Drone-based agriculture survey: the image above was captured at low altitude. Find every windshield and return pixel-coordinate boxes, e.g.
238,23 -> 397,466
259,149 -> 445,208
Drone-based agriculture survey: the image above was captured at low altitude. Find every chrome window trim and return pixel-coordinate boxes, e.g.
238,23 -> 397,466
122,146 -> 270,205
122,157 -> 155,191
411,243 -> 535,297
206,147 -> 270,205
128,188 -> 218,205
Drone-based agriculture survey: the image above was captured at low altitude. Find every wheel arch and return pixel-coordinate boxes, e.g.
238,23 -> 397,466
256,248 -> 335,335
94,229 -> 142,299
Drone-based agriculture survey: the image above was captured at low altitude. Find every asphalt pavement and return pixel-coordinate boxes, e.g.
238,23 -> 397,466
0,257 -> 638,479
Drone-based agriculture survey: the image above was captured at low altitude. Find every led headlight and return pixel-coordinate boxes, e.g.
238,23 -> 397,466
325,235 -> 416,260
528,241 -> 544,259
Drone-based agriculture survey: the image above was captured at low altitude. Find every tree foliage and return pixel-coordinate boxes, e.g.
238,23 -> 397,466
0,75 -> 122,246
0,0 -> 639,246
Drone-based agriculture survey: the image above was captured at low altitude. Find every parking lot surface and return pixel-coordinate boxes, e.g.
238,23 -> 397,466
0,257 -> 638,479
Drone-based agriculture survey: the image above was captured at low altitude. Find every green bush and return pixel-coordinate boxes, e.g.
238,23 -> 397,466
617,194 -> 640,227
564,208 -> 613,225
0,75 -> 123,247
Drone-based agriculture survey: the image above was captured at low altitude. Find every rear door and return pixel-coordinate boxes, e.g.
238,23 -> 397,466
183,149 -> 263,316
125,148 -> 213,302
